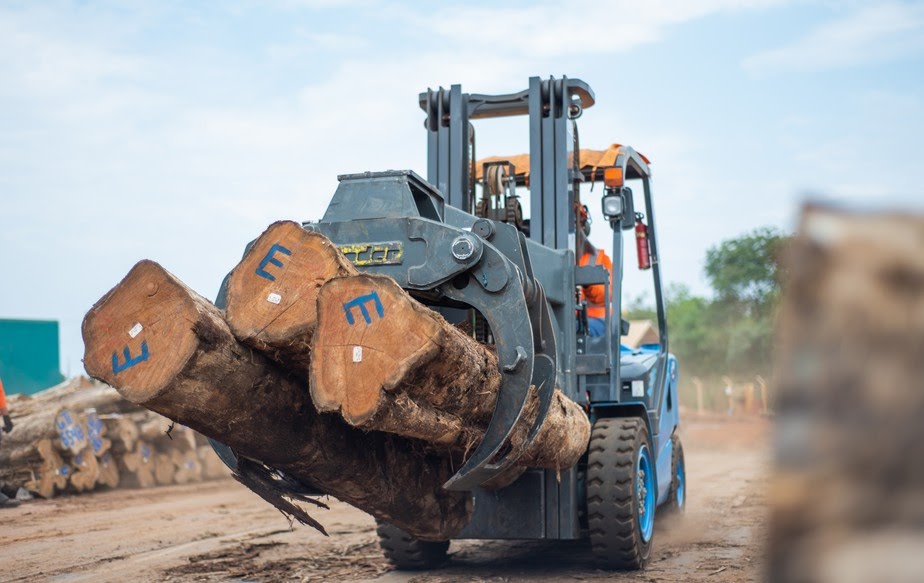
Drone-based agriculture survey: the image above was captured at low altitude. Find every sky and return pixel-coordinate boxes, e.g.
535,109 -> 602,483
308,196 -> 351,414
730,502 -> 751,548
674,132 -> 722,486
1,0 -> 922,376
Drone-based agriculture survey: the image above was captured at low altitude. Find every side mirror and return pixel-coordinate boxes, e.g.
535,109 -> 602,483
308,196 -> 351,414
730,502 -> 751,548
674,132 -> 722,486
621,319 -> 631,336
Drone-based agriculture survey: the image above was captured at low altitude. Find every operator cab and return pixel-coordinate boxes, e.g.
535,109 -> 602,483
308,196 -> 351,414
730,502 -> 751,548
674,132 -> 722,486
472,144 -> 668,415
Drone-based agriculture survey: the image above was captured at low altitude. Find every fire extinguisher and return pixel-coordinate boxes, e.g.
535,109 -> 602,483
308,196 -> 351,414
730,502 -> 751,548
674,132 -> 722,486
635,213 -> 651,270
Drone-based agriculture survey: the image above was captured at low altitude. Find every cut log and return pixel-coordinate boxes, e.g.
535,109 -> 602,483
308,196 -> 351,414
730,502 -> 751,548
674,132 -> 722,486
172,448 -> 203,484
101,415 -> 139,454
69,447 -> 100,492
168,424 -> 198,453
97,451 -> 121,489
138,414 -> 172,443
55,409 -> 89,455
153,452 -> 176,485
121,441 -> 156,488
84,410 -> 111,457
25,439 -> 69,498
198,445 -> 231,480
312,274 -> 591,471
224,220 -> 357,372
82,260 -> 470,540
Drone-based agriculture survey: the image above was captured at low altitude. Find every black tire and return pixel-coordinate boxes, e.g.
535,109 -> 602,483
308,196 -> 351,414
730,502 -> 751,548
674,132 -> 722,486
376,522 -> 450,570
662,434 -> 686,515
586,417 -> 654,570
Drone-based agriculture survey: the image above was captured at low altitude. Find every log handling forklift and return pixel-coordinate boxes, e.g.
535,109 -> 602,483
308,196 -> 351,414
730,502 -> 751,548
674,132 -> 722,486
213,75 -> 685,570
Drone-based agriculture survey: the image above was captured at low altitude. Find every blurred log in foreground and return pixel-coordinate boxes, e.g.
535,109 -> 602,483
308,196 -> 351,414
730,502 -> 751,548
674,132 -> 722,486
769,204 -> 924,583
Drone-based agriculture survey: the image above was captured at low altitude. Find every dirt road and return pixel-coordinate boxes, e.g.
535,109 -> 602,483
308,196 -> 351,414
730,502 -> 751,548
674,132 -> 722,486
0,415 -> 770,582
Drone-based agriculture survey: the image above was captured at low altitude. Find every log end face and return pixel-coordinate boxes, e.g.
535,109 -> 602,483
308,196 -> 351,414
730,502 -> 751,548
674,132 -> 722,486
82,260 -> 200,405
311,274 -> 443,425
225,221 -> 356,348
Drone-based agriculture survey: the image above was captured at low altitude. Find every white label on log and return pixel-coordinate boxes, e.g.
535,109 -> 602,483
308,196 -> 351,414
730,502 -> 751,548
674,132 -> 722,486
267,292 -> 282,304
352,346 -> 363,363
632,380 -> 645,397
128,323 -> 143,338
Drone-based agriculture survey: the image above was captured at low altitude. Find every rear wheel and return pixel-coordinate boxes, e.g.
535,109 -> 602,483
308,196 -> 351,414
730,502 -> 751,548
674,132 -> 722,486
586,417 -> 655,570
663,434 -> 686,515
376,522 -> 450,570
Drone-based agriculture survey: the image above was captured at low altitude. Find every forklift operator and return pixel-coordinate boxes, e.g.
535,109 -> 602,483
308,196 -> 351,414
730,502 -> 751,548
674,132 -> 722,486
576,207 -> 613,337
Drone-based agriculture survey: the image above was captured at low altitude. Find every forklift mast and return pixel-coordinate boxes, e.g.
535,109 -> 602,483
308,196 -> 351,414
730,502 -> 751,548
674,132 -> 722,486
420,77 -> 594,250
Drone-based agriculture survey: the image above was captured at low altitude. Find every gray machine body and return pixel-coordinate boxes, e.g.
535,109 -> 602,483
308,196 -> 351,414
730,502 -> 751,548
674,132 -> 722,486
215,76 -> 680,541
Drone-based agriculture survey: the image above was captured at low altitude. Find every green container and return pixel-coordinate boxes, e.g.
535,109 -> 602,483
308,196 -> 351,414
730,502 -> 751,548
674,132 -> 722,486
0,319 -> 64,396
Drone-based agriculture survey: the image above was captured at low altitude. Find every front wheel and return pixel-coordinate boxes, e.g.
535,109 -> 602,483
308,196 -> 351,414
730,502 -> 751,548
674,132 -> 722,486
376,522 -> 449,570
586,417 -> 655,570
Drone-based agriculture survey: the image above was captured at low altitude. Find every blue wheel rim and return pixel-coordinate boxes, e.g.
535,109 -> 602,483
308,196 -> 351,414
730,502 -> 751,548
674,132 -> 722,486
636,444 -> 655,542
676,455 -> 685,509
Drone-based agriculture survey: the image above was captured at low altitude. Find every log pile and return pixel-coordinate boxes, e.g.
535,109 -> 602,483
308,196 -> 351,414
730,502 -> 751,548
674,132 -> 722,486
0,377 -> 230,499
81,220 -> 591,540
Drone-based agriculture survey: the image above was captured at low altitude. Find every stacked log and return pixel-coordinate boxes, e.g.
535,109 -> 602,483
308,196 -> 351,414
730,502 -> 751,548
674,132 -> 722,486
0,438 -> 69,499
0,377 -> 232,498
121,441 -> 156,488
81,221 -> 591,540
97,451 -> 121,489
69,447 -> 101,492
0,405 -> 88,498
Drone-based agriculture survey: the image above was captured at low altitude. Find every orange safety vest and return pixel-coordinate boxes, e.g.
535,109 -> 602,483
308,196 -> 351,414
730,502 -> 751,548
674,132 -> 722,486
579,249 -> 613,319
0,375 -> 7,413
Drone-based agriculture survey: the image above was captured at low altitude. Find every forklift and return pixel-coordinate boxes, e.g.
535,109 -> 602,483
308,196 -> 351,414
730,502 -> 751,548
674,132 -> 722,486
215,76 -> 685,570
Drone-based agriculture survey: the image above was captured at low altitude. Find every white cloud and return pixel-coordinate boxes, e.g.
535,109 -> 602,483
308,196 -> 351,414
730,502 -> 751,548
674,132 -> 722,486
412,0 -> 790,58
2,0 -> 918,376
0,20 -> 146,98
743,2 -> 924,74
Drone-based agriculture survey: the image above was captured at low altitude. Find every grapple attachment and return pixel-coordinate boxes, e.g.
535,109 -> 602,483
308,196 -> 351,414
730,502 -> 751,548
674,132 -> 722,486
308,170 -> 559,490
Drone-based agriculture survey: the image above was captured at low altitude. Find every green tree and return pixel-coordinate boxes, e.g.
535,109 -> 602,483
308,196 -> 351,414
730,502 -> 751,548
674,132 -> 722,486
704,226 -> 787,316
663,284 -> 715,374
703,227 -> 788,376
623,227 -> 787,380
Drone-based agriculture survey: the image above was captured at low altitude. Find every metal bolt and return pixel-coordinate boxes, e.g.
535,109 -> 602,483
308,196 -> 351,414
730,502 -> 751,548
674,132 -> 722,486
451,235 -> 477,262
502,346 -> 528,373
472,219 -> 495,240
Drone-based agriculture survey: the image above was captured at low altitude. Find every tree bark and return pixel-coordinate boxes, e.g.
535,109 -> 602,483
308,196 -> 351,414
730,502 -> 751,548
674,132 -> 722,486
82,260 -> 470,540
224,220 -> 357,372
311,274 -> 591,472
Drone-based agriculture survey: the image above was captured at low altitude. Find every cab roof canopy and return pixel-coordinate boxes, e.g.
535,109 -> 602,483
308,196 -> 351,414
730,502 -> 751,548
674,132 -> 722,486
475,143 -> 651,187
